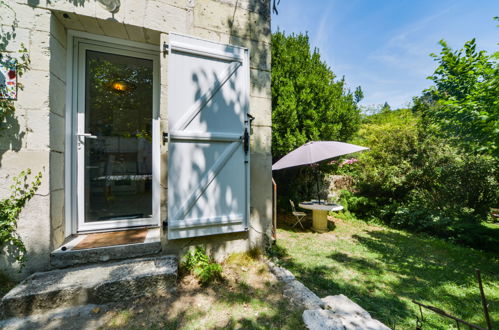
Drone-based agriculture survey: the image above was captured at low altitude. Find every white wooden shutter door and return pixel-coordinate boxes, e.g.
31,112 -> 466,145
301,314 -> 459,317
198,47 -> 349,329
167,33 -> 250,239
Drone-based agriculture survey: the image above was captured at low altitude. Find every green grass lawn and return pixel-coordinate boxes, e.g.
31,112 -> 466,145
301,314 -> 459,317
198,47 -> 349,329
273,216 -> 499,329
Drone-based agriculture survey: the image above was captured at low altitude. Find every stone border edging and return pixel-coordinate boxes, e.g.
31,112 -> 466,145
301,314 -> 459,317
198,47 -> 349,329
266,260 -> 325,310
266,259 -> 391,330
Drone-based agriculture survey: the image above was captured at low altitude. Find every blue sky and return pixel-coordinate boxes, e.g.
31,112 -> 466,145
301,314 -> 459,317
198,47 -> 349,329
272,0 -> 499,109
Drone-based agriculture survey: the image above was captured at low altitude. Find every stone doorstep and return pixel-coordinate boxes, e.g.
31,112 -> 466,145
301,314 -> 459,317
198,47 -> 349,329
0,255 -> 178,319
50,228 -> 162,269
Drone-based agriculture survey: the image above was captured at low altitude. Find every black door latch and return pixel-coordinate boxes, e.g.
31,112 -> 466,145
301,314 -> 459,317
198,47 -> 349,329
243,128 -> 249,154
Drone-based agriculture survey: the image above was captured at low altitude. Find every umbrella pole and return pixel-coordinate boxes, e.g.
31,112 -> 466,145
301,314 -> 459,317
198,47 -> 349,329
315,169 -> 321,203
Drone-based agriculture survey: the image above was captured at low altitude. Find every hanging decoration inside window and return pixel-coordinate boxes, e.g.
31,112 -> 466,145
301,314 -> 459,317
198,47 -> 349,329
0,58 -> 17,100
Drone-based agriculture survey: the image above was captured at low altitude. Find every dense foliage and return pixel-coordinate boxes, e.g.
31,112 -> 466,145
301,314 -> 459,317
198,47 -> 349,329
271,31 -> 362,160
414,38 -> 498,157
341,109 -> 498,251
334,37 -> 499,251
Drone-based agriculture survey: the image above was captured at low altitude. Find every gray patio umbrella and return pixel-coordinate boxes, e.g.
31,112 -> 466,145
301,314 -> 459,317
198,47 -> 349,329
272,141 -> 369,202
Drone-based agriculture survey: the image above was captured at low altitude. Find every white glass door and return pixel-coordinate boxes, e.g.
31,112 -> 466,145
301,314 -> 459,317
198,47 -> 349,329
75,40 -> 159,232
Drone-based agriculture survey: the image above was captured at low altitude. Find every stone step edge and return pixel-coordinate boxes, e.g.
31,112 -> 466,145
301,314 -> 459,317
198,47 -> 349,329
265,259 -> 391,329
50,240 -> 162,268
1,255 -> 178,318
0,304 -> 110,329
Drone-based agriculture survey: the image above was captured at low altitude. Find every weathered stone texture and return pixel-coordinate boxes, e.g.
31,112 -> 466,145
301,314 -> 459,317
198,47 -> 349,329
17,69 -> 50,110
2,0 -> 271,278
50,235 -> 162,268
50,14 -> 68,48
29,30 -> 51,71
145,1 -> 189,33
250,69 -> 271,98
0,256 -> 178,318
267,261 -> 392,330
250,96 -> 271,127
78,15 -> 104,35
0,151 -> 50,195
49,74 -> 66,117
322,294 -> 372,318
49,151 -> 64,191
303,308 -> 392,330
194,0 -> 250,38
303,295 -> 392,330
49,113 -> 64,153
266,261 -> 325,310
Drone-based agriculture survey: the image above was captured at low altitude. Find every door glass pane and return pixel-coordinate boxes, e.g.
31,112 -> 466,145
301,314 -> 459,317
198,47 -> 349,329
84,50 -> 153,222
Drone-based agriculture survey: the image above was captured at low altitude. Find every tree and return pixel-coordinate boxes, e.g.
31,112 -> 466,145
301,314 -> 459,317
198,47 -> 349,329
414,38 -> 499,157
380,102 -> 391,113
271,31 -> 362,160
354,86 -> 364,103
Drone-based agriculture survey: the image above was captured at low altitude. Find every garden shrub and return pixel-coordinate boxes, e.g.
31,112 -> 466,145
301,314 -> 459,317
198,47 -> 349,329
0,170 -> 42,267
342,109 -> 498,251
181,246 -> 222,285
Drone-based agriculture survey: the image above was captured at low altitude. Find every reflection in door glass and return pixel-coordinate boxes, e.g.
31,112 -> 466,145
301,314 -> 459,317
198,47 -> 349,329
84,50 -> 153,222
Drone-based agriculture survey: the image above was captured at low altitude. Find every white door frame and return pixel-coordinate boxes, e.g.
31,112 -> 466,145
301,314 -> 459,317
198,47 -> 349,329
65,30 -> 160,235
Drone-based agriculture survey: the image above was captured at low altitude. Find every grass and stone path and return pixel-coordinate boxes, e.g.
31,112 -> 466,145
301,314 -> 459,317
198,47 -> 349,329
1,253 -> 304,329
272,215 -> 499,329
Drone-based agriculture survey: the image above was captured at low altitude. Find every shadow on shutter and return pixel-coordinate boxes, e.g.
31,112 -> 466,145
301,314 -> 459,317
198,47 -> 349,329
166,33 -> 250,240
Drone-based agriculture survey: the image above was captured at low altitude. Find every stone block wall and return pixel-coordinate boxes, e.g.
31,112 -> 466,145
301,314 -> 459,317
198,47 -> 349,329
0,0 -> 272,278
0,3 -> 54,279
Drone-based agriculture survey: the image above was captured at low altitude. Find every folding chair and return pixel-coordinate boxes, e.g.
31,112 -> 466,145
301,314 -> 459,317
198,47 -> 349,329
289,200 -> 307,229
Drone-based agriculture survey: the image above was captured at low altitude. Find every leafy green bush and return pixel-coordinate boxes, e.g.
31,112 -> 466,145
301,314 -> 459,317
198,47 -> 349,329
181,246 -> 222,285
415,38 -> 498,157
0,169 -> 42,266
342,109 -> 498,251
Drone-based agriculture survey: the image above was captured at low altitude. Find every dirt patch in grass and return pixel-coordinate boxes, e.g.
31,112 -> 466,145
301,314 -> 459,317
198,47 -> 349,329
100,253 -> 304,329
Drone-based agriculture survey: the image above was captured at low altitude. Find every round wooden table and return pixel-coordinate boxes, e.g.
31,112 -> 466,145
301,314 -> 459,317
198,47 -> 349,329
298,202 -> 343,232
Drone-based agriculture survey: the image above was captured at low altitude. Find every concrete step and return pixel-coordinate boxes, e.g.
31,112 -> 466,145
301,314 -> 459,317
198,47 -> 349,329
0,255 -> 177,318
50,228 -> 161,269
0,304 -> 110,330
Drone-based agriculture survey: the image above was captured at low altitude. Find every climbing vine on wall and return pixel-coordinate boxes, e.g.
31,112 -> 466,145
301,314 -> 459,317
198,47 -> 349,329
0,0 -> 31,125
0,0 -> 41,267
0,170 -> 42,266
0,45 -> 30,125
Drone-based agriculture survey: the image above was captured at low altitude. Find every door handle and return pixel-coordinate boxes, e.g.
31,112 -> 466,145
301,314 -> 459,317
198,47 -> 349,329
77,133 -> 98,139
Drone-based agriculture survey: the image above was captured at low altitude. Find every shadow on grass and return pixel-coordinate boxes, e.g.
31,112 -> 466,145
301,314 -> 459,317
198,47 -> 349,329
268,236 -> 411,328
351,230 -> 499,327
273,222 -> 499,329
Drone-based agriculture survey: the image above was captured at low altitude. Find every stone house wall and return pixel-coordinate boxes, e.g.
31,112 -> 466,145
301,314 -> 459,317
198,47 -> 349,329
0,0 -> 272,279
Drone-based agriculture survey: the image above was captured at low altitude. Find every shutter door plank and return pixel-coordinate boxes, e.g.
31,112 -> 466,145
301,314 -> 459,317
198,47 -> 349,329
167,33 -> 249,240
171,141 -> 240,222
174,61 -> 242,131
